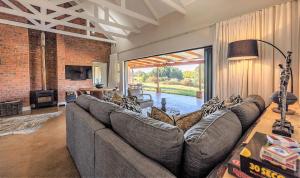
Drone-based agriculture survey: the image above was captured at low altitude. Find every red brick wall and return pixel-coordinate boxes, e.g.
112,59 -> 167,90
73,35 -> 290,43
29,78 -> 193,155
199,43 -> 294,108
0,24 -> 30,106
0,17 -> 111,106
29,30 -> 42,91
57,35 -> 111,103
45,32 -> 58,90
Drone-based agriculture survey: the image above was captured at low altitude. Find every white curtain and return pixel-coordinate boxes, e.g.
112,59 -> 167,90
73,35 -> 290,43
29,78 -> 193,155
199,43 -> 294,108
214,1 -> 299,105
108,53 -> 120,88
298,0 -> 300,103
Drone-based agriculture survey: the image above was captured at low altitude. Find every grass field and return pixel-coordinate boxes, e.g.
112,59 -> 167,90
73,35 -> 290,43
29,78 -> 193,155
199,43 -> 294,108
142,82 -> 199,97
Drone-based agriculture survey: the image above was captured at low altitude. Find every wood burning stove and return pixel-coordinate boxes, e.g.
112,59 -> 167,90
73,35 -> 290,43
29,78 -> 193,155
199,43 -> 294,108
30,90 -> 57,109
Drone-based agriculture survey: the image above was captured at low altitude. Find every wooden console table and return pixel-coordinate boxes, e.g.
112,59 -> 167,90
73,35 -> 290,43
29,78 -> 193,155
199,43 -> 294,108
79,88 -> 115,99
223,103 -> 300,178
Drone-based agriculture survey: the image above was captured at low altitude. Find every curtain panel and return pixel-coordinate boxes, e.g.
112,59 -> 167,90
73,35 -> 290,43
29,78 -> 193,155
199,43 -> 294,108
108,53 -> 120,88
213,0 -> 299,105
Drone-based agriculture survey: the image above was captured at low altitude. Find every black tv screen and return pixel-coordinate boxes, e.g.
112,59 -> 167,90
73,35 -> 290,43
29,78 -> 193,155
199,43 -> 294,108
65,65 -> 92,80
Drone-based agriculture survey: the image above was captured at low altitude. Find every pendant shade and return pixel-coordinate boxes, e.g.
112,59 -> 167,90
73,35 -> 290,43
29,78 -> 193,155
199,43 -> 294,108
227,40 -> 259,60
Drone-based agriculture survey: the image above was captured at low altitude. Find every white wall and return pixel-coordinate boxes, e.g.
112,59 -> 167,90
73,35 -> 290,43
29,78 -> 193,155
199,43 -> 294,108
116,0 -> 288,61
118,25 -> 215,61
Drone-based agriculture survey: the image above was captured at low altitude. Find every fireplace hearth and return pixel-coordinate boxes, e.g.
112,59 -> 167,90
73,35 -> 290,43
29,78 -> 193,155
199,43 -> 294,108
30,90 -> 57,109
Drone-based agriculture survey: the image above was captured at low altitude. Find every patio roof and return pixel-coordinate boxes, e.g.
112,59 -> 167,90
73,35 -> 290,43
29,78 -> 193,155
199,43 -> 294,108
128,48 -> 204,68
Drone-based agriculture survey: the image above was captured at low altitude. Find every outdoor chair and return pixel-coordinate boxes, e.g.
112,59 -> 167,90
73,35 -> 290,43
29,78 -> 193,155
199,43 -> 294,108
128,88 -> 153,109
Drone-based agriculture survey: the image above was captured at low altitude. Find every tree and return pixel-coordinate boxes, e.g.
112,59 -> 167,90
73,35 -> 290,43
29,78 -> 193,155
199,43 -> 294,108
194,64 -> 204,89
183,71 -> 195,78
148,67 -> 181,79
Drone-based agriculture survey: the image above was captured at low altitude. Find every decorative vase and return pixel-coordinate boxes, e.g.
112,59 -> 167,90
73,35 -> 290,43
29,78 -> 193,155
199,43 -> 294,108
161,98 -> 166,112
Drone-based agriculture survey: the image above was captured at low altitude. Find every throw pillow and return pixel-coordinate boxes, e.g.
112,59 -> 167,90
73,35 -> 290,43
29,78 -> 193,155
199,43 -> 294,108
175,110 -> 203,132
120,97 -> 142,113
225,95 -> 243,107
112,92 -> 123,105
201,97 -> 225,117
150,107 -> 175,125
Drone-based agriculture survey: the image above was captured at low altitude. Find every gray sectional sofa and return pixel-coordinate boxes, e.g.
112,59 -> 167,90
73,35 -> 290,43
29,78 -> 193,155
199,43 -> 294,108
66,94 -> 265,178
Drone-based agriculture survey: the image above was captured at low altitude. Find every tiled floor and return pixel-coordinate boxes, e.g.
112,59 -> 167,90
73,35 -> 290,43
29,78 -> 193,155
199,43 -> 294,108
145,91 -> 204,114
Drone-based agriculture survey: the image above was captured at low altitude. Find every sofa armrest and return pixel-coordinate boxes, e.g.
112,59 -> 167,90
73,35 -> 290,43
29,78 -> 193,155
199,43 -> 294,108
66,103 -> 106,177
95,129 -> 175,178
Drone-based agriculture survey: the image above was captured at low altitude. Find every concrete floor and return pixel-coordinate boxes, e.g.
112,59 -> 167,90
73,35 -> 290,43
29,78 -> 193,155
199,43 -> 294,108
0,107 -> 80,177
0,93 -> 202,177
145,91 -> 204,114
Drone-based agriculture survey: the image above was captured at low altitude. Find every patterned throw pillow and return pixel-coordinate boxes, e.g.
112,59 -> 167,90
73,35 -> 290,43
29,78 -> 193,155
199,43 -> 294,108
225,95 -> 243,107
112,92 -> 123,105
103,92 -> 142,113
175,110 -> 203,132
150,107 -> 175,126
120,97 -> 142,113
201,97 -> 225,117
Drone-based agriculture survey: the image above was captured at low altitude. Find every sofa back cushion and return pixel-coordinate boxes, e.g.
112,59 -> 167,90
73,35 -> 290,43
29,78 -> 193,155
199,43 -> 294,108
89,99 -> 121,126
245,95 -> 266,113
229,101 -> 260,132
183,110 -> 242,178
76,94 -> 97,110
110,109 -> 184,176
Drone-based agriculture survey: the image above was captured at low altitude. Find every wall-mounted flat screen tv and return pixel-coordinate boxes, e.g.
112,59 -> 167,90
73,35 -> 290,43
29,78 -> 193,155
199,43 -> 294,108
65,65 -> 92,80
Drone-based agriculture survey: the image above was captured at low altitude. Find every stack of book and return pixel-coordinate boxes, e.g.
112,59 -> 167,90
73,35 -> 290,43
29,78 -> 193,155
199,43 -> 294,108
228,132 -> 300,178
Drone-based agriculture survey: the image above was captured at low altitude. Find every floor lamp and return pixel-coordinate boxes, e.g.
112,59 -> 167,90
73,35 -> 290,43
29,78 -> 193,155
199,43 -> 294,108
227,39 -> 296,137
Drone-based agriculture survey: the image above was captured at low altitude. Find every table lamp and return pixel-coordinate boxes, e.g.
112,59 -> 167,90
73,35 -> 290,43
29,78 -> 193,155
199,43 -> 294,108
227,39 -> 297,137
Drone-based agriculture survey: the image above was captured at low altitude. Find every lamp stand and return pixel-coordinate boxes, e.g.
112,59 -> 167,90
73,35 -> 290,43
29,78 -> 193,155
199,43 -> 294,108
272,51 -> 294,137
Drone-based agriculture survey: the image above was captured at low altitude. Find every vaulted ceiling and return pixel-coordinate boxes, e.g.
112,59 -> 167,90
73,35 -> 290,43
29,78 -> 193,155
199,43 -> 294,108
0,0 -> 195,43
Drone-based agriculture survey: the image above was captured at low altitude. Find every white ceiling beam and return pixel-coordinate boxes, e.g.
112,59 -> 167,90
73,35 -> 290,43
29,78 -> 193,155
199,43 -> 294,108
160,0 -> 186,14
0,18 -> 116,43
121,0 -> 126,8
0,6 -> 127,38
40,6 -> 46,26
1,0 -> 41,26
50,0 -> 73,6
93,6 -> 114,40
98,6 -> 129,36
87,0 -> 159,25
144,0 -> 159,19
19,1 -> 40,14
104,7 -> 109,21
19,0 -> 140,33
47,4 -> 80,19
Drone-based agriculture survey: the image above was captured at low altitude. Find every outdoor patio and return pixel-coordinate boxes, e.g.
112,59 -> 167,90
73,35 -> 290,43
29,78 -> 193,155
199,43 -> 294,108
145,91 -> 204,115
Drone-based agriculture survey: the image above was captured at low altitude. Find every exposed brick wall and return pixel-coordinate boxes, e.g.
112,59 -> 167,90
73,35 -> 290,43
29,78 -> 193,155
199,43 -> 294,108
29,29 -> 42,91
29,30 -> 58,91
57,35 -> 111,103
45,32 -> 58,90
0,24 -> 30,106
0,11 -> 111,106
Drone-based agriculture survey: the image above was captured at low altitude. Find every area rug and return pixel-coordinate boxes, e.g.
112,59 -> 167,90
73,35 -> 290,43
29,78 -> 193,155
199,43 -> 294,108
0,111 -> 63,137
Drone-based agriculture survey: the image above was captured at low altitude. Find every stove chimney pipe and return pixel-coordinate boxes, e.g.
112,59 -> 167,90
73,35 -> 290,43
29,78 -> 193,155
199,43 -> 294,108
41,31 -> 47,90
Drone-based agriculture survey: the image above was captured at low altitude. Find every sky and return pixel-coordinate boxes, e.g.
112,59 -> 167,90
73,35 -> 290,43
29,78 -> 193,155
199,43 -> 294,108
133,64 -> 199,73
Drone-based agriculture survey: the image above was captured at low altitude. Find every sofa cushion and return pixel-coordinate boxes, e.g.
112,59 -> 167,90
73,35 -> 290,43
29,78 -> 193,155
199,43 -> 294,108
183,110 -> 242,178
76,94 -> 97,110
229,101 -> 260,132
151,107 -> 175,125
245,95 -> 265,113
175,109 -> 203,132
89,99 -> 121,126
110,109 -> 184,176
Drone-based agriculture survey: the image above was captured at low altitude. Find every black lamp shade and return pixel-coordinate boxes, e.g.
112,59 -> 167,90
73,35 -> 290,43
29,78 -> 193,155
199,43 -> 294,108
228,40 -> 259,60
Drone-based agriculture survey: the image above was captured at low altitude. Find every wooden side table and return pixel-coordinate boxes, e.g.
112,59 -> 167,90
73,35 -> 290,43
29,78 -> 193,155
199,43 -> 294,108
222,103 -> 300,178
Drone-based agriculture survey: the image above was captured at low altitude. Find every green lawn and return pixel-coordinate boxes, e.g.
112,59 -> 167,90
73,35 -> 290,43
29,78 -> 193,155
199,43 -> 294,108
142,82 -> 200,97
